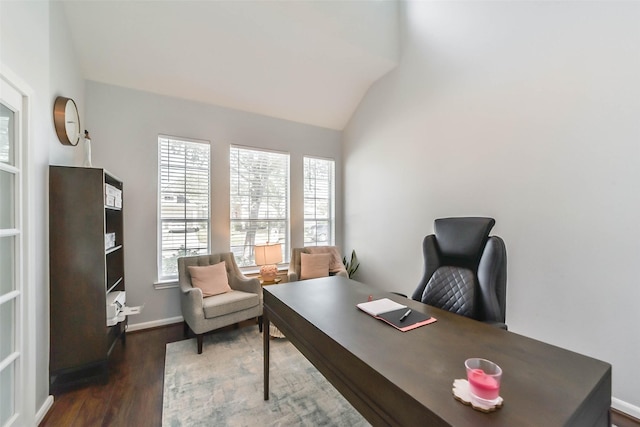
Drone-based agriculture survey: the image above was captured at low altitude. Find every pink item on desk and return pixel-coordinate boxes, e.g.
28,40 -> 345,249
452,379 -> 503,413
464,358 -> 502,407
467,368 -> 500,400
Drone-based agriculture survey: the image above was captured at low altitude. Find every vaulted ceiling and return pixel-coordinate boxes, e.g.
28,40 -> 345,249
62,0 -> 399,130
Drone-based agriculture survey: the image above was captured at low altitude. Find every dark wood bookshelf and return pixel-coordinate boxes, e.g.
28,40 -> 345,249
49,166 -> 126,393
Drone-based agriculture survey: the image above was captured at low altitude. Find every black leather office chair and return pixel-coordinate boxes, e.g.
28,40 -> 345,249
412,217 -> 507,329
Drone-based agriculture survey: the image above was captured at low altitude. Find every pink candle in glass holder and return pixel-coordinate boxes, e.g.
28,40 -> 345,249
465,358 -> 502,404
467,368 -> 500,399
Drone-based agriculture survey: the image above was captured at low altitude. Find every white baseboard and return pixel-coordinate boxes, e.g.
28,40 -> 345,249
34,318 -> 182,424
612,397 -> 640,420
127,316 -> 184,332
36,395 -> 54,425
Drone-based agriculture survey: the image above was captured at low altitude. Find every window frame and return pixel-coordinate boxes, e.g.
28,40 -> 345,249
303,155 -> 336,247
157,135 -> 211,281
229,145 -> 290,268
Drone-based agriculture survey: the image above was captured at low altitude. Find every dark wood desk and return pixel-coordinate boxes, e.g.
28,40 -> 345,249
263,277 -> 611,426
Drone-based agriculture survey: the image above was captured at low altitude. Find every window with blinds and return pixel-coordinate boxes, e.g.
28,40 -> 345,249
230,146 -> 289,267
158,136 -> 210,280
304,156 -> 335,246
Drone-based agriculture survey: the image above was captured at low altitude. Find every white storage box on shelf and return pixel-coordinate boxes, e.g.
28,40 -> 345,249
104,183 -> 122,208
105,232 -> 116,250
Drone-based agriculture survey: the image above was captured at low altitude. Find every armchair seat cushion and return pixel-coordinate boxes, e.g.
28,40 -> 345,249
202,290 -> 260,319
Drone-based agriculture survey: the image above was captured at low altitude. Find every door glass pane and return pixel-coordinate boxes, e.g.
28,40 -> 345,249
0,103 -> 14,166
0,169 -> 14,229
0,236 -> 14,296
0,360 -> 15,426
0,81 -> 19,427
0,299 -> 15,361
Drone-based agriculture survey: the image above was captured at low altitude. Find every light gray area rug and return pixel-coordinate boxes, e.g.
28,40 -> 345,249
162,326 -> 370,427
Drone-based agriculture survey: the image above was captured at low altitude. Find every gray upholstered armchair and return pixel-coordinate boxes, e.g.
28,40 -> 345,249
288,246 -> 348,282
178,253 -> 263,354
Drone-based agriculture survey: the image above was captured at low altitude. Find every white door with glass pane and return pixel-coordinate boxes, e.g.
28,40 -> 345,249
0,74 -> 24,427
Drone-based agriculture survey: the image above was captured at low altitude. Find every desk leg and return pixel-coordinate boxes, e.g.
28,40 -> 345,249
263,309 -> 270,400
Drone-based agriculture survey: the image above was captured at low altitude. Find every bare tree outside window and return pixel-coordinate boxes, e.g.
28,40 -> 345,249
230,147 -> 289,267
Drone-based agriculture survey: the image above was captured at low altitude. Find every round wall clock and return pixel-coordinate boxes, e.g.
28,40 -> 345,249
53,96 -> 81,146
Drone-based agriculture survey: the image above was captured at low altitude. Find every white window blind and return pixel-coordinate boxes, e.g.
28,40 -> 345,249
230,146 -> 289,267
303,156 -> 335,246
158,136 -> 210,280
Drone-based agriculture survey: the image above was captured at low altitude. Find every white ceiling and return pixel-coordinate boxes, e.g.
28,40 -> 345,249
62,0 -> 399,130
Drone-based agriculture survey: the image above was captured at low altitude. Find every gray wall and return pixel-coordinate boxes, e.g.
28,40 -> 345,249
4,0 -> 639,420
343,1 -> 640,413
86,81 -> 343,328
1,0 -> 83,420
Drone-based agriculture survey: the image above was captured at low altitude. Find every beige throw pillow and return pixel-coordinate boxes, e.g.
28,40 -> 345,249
306,246 -> 344,273
188,262 -> 232,297
300,253 -> 331,280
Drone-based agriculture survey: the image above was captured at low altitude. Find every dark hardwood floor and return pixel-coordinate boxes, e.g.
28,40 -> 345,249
40,322 -> 185,427
615,410 -> 640,427
40,321 -> 639,427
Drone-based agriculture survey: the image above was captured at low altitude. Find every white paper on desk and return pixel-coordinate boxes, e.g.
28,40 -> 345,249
357,298 -> 407,316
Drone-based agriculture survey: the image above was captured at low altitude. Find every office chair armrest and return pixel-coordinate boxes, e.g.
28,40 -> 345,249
478,236 -> 507,323
390,291 -> 408,298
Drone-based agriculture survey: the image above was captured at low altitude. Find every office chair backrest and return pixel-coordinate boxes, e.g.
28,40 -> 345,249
412,217 -> 507,328
434,217 -> 495,268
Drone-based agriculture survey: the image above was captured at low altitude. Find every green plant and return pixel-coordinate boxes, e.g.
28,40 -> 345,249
342,249 -> 360,278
